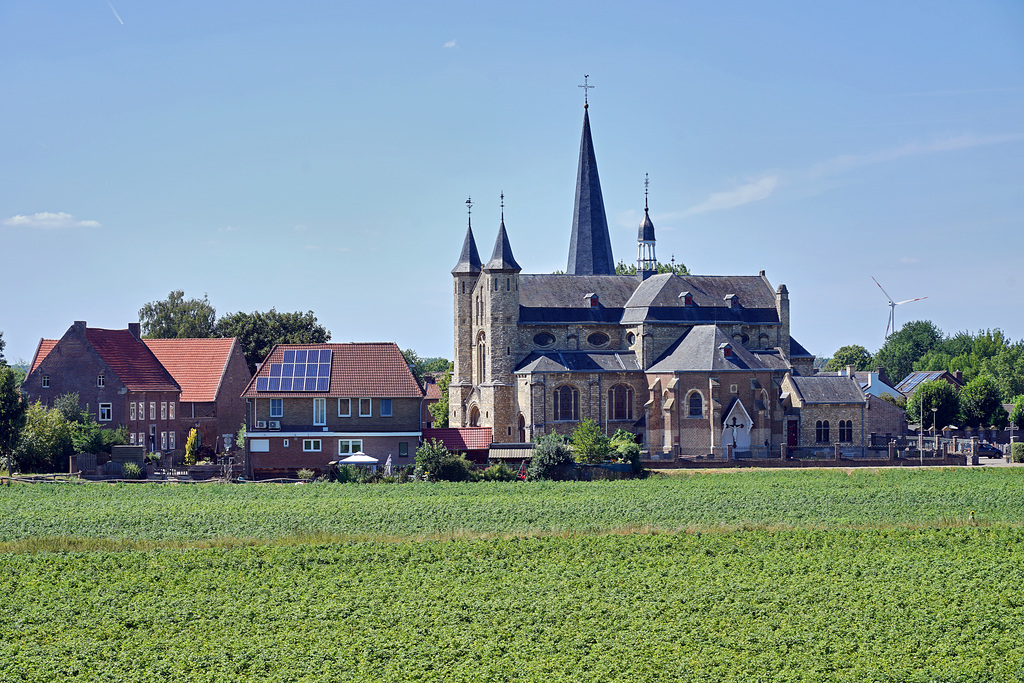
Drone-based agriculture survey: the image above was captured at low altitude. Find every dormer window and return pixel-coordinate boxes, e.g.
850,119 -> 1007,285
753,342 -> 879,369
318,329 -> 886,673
719,342 -> 733,358
584,293 -> 599,308
724,294 -> 739,308
679,291 -> 693,306
97,374 -> 105,387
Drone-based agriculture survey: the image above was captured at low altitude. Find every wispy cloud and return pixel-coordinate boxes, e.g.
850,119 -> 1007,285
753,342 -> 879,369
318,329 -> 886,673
106,1 -> 124,25
2,212 -> 101,229
218,225 -> 240,232
684,175 -> 781,215
443,39 -> 457,48
809,133 -> 1024,178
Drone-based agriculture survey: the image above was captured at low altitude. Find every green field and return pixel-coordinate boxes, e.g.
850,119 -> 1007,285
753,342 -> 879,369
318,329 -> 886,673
3,469 -> 1024,681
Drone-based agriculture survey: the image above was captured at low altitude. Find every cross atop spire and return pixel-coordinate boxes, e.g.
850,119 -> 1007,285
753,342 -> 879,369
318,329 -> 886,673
644,173 -> 649,211
578,74 -> 593,108
466,196 -> 473,226
500,191 -> 504,220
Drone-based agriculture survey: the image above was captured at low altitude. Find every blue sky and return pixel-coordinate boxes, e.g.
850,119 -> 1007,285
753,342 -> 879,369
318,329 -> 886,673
2,1 -> 1023,365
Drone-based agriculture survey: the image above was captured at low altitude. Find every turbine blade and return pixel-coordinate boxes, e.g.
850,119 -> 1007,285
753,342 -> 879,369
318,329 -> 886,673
871,276 -> 894,303
894,296 -> 927,305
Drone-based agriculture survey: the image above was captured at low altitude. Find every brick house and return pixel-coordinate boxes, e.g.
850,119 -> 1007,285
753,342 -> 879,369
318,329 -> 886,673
144,338 -> 252,453
24,321 -> 182,452
242,342 -> 423,478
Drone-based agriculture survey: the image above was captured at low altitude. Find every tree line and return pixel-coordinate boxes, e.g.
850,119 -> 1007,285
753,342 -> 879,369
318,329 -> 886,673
823,321 -> 1024,431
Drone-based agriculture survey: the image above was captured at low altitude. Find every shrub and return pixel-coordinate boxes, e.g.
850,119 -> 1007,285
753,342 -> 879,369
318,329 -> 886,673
528,434 -> 575,481
1011,442 -> 1024,464
478,462 -> 517,482
296,468 -> 315,480
121,462 -> 142,479
414,438 -> 473,482
570,419 -> 611,464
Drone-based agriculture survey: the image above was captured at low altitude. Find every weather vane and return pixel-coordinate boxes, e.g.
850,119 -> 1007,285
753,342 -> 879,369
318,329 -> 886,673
466,196 -> 473,226
500,191 -> 505,219
644,173 -> 649,210
578,74 -> 593,107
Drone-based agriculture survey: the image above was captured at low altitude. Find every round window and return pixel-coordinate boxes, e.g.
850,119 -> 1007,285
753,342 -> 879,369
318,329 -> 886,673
626,332 -> 636,345
533,333 -> 555,347
588,332 -> 610,347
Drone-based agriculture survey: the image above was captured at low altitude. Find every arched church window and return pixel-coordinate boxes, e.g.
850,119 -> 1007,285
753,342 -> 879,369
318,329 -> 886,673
469,405 -> 480,427
839,420 -> 853,442
688,392 -> 703,418
607,385 -> 633,421
553,386 -> 579,422
518,414 -> 526,443
816,420 -> 830,443
476,332 -> 486,385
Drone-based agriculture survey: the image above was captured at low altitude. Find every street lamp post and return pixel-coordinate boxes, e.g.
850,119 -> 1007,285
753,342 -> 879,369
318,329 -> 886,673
932,407 -> 938,455
919,398 -> 924,466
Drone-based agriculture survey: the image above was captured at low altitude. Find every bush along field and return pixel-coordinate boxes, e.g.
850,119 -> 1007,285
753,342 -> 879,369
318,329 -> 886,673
3,468 -> 1024,681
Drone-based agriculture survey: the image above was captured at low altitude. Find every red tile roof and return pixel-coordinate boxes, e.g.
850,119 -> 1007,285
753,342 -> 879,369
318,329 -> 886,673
424,382 -> 442,400
85,328 -> 179,392
30,339 -> 58,374
422,427 -> 493,451
241,342 -> 423,399
145,338 -> 239,402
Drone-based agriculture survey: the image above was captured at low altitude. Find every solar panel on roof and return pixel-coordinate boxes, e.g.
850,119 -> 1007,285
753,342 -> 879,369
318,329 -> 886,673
255,349 -> 332,391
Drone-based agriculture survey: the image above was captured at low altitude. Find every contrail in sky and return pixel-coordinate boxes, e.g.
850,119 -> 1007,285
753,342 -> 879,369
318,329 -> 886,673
107,1 -> 124,25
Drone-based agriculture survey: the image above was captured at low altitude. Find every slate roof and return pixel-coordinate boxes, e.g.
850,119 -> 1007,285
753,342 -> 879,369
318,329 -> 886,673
515,350 -> 641,374
483,218 -> 521,272
638,207 -> 656,242
144,338 -> 240,403
29,339 -> 58,374
241,342 -> 423,399
567,106 -> 615,275
422,427 -> 492,451
788,375 -> 865,404
648,325 -> 777,373
789,337 -> 813,358
519,274 -> 638,324
84,328 -> 180,392
451,224 -> 482,274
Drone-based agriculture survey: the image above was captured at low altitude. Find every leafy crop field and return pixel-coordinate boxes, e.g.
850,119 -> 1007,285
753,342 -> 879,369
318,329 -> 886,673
3,469 -> 1024,681
2,467 -> 1023,545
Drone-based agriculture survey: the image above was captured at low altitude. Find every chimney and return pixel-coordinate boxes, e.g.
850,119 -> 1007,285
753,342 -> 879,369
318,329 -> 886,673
954,370 -> 962,383
846,365 -> 855,378
128,322 -> 141,339
73,320 -> 87,331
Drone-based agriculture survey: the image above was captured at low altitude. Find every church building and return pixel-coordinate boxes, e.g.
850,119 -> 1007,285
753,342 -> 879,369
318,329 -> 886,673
449,99 -> 818,459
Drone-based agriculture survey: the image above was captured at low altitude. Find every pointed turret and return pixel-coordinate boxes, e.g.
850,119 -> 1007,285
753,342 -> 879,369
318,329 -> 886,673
637,174 -> 657,280
451,224 -> 482,274
567,105 -> 614,275
484,217 -> 521,272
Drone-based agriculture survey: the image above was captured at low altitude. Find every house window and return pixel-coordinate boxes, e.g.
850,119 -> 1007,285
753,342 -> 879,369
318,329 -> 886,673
553,386 -> 579,421
130,433 -> 136,445
607,385 -> 633,421
338,439 -> 363,455
160,432 -> 167,450
303,439 -> 322,452
816,420 -> 830,443
97,374 -> 105,387
359,398 -> 372,417
730,384 -> 738,394
138,432 -> 145,446
399,442 -> 409,458
839,420 -> 853,442
99,403 -> 112,422
161,402 -> 167,420
270,399 -> 283,418
41,375 -> 50,388
130,402 -> 136,421
338,398 -> 351,417
380,399 -> 393,417
138,402 -> 145,419
689,392 -> 703,418
168,431 -> 176,449
169,402 -> 175,420
313,398 -> 327,426
150,402 -> 156,420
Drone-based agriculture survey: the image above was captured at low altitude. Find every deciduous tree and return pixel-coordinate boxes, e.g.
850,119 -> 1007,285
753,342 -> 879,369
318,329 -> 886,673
570,419 -> 611,464
139,290 -> 217,339
958,375 -> 1006,429
0,365 -> 27,474
215,309 -> 331,374
823,345 -> 873,372
427,369 -> 452,429
905,380 -> 959,432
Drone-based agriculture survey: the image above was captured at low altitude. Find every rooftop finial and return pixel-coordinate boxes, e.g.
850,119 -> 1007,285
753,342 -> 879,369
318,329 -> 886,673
500,191 -> 505,220
466,196 -> 473,227
578,74 -> 593,108
644,173 -> 649,211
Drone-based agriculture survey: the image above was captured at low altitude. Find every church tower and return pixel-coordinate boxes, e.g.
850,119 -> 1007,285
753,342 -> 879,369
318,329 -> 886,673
566,82 -> 615,275
450,198 -> 481,427
637,173 -> 657,280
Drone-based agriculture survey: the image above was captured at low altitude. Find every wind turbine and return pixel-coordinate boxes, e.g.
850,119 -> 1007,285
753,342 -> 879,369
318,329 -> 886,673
872,276 -> 927,338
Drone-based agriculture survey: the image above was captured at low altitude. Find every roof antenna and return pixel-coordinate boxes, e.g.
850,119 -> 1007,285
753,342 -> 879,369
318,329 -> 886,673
465,196 -> 473,227
578,74 -> 593,108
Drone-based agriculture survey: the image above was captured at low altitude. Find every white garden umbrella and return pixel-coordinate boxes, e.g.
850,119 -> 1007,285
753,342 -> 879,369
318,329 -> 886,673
384,454 -> 393,476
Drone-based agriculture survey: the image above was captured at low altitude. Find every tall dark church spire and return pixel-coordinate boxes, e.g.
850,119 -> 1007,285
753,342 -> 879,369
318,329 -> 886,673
452,196 -> 482,274
567,83 -> 614,275
484,192 -> 521,272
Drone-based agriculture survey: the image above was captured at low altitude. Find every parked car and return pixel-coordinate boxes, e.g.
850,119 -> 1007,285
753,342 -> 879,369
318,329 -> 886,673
975,443 -> 1002,458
